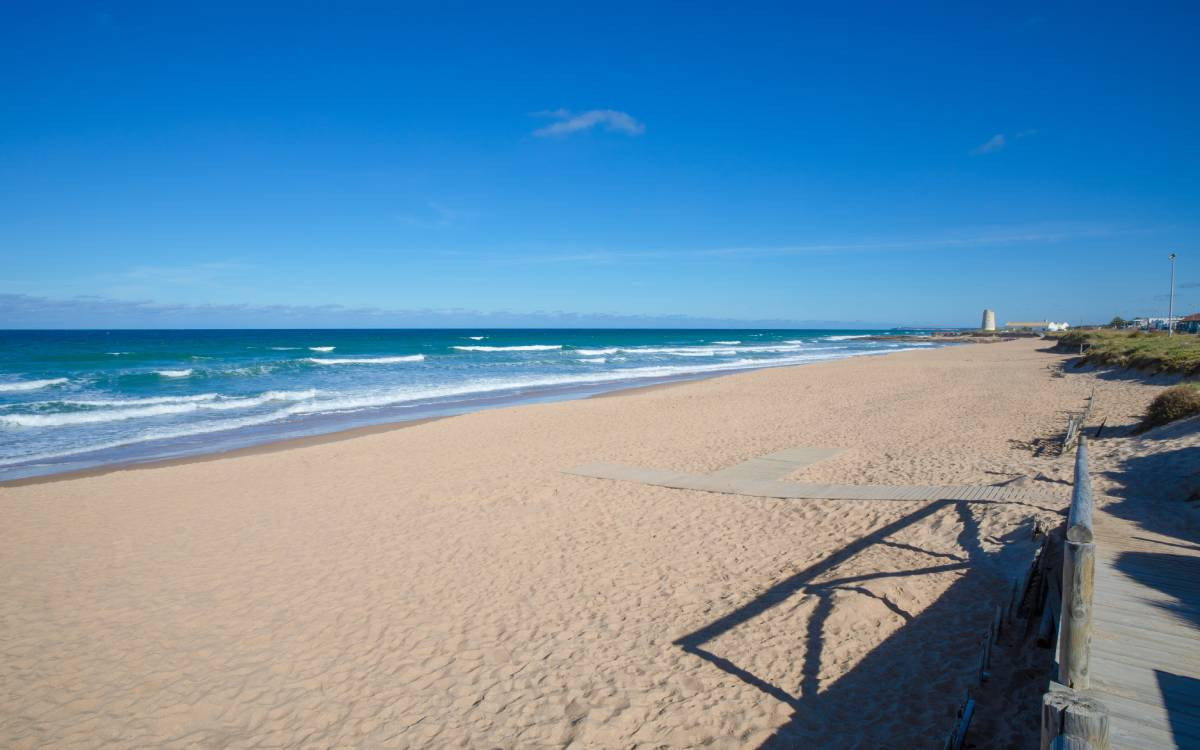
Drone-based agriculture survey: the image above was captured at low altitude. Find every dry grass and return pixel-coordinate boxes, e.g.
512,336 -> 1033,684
1058,330 -> 1200,374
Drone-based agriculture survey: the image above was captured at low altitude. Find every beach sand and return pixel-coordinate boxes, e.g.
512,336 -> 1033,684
0,338 -> 1183,748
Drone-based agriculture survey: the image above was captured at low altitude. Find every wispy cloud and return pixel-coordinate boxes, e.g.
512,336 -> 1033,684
0,293 -> 885,329
970,129 -> 1038,156
971,134 -> 1007,155
395,202 -> 463,229
438,222 -> 1129,266
532,109 -> 645,138
119,261 -> 249,285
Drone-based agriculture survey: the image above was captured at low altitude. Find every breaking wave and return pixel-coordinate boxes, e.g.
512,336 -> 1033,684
306,355 -> 425,365
453,345 -> 562,352
0,378 -> 69,393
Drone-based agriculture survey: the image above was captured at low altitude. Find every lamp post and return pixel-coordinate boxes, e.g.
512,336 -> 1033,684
1169,253 -> 1177,337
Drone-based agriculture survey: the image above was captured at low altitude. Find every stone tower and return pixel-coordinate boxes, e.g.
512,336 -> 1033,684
981,309 -> 996,331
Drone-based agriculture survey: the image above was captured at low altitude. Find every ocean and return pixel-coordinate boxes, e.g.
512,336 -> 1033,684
0,329 -> 942,480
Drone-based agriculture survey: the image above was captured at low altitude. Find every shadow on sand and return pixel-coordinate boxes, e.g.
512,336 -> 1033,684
673,498 -> 1036,747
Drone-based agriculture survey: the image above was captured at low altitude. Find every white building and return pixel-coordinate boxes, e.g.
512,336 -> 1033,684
1005,321 -> 1070,332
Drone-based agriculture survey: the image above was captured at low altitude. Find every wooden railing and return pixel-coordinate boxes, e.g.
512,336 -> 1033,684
1060,435 -> 1096,689
1040,435 -> 1110,749
1061,390 -> 1096,454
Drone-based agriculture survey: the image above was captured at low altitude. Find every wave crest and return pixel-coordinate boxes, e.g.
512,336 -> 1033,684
306,355 -> 425,365
1,390 -> 316,427
452,345 -> 562,352
0,378 -> 69,393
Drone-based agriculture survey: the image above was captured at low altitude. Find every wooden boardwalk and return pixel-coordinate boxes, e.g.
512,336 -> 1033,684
1079,510 -> 1200,749
567,449 -> 1061,505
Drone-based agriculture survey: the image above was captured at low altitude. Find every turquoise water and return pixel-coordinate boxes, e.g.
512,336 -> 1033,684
0,329 -> 941,479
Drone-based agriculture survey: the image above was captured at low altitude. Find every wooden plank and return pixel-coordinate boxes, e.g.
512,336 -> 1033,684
1092,625 -> 1200,655
565,462 -> 1060,504
1085,690 -> 1200,747
1089,669 -> 1200,712
1092,634 -> 1200,665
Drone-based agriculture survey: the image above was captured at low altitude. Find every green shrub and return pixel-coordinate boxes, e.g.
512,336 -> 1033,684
1142,384 -> 1200,430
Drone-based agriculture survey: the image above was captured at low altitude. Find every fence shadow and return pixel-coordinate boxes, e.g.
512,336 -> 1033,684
1155,670 -> 1200,747
672,498 -> 1033,747
1100,445 -> 1200,543
1115,551 -> 1200,630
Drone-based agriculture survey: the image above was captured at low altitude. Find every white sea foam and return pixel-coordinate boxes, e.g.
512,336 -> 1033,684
0,390 -> 316,428
590,345 -> 748,357
0,378 -> 69,393
156,369 -> 193,378
58,394 -> 221,407
452,345 -> 562,352
578,357 -> 607,364
281,355 -> 847,420
225,364 -> 278,377
673,348 -> 739,357
467,336 -> 486,340
0,344 -> 939,472
305,355 -> 425,365
270,346 -> 301,351
106,352 -> 132,356
825,334 -> 871,341
711,340 -> 741,345
309,346 -> 335,352
0,406 -> 310,467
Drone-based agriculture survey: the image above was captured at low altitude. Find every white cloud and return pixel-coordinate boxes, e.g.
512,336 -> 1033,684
971,129 -> 1037,156
532,109 -> 645,138
971,133 -> 1007,155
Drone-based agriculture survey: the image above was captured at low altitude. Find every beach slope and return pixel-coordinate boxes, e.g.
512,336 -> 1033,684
0,339 -> 1166,747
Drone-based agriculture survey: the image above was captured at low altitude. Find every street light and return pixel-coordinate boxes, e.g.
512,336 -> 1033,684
1169,253 -> 1177,337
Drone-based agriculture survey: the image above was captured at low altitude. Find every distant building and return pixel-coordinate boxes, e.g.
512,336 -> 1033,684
1179,313 -> 1200,334
981,309 -> 996,331
1005,321 -> 1070,332
1134,316 -> 1182,331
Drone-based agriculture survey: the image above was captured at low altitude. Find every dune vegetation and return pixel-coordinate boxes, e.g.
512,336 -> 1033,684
1057,329 -> 1200,375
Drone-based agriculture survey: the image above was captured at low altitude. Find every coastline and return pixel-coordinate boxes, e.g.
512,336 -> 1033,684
0,343 -> 939,484
0,375 -> 708,488
2,338 -> 1173,747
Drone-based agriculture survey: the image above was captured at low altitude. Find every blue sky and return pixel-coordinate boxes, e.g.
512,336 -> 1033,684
1,2 -> 1197,328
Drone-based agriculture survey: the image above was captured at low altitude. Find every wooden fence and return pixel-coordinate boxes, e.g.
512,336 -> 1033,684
1040,435 -> 1109,750
945,394 -> 1103,749
1061,390 -> 1096,454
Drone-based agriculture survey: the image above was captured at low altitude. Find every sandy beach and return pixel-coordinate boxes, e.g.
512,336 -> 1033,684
0,338 -> 1187,748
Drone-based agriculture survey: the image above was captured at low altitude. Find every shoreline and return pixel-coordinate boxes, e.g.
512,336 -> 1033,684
0,346 -> 936,486
7,338 -> 1163,747
0,375 -> 703,488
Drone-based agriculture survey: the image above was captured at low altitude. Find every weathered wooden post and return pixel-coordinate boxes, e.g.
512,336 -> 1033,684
1059,436 -> 1095,690
1040,688 -> 1109,750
